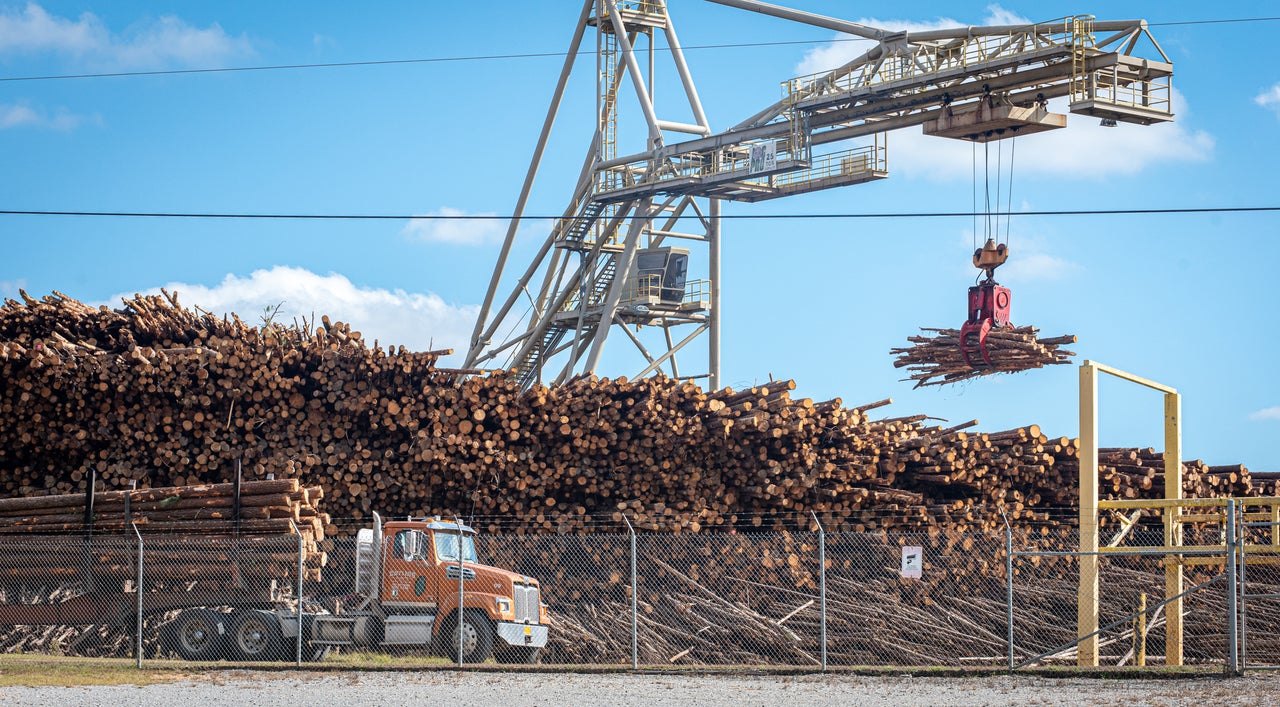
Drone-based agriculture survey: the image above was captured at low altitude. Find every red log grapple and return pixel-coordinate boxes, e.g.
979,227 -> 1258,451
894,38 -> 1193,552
960,238 -> 1012,368
959,281 -> 1011,367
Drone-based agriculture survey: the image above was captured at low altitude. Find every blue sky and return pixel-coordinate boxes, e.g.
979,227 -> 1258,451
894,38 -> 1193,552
2,1 -> 1278,470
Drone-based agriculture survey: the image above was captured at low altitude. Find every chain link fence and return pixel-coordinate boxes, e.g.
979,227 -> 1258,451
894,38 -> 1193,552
0,519 -> 1271,671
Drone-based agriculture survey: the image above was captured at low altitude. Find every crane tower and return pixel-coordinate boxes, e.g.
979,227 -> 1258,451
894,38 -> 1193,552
463,0 -> 1174,390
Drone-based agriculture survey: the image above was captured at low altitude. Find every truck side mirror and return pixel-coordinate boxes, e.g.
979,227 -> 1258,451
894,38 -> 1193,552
403,531 -> 421,559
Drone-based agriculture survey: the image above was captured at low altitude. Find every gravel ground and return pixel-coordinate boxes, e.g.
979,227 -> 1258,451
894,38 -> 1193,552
0,671 -> 1275,707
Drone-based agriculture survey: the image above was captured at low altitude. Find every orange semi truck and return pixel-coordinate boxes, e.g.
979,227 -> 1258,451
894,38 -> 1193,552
0,514 -> 550,663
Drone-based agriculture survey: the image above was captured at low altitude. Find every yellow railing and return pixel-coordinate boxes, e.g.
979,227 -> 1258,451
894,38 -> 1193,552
681,279 -> 711,310
618,274 -> 711,311
1100,496 -> 1280,554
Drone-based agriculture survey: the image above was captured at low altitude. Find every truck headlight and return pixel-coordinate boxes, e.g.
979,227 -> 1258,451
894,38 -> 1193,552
539,603 -> 550,624
495,597 -> 512,615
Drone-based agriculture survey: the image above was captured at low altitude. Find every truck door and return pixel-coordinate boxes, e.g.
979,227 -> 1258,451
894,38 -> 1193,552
381,529 -> 436,609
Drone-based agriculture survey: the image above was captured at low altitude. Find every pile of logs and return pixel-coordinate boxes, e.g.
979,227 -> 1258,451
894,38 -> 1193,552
0,289 -> 1275,665
0,479 -> 329,586
0,478 -> 327,537
0,290 -> 1270,539
891,326 -> 1077,387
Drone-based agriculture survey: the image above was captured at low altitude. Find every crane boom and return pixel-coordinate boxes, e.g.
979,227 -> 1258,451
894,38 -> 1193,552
463,1 -> 1174,390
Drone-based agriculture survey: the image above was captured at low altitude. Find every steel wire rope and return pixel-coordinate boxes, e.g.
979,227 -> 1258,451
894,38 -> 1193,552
995,138 -> 1004,247
971,141 -> 979,252
1005,137 -> 1017,248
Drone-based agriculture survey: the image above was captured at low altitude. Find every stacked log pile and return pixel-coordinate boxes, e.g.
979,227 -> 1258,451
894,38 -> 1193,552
0,478 -> 327,536
0,478 -> 328,585
0,290 -> 1270,537
891,326 -> 1076,387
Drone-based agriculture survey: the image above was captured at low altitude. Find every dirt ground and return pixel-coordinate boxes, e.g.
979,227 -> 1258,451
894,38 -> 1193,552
0,670 -> 1276,706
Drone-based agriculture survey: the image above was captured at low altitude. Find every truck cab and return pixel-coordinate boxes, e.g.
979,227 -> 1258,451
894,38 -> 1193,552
313,514 -> 549,663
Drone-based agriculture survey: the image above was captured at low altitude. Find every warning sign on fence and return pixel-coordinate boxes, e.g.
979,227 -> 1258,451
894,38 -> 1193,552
901,545 -> 923,579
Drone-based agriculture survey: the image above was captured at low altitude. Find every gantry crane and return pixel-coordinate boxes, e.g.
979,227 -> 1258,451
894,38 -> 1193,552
463,0 -> 1173,390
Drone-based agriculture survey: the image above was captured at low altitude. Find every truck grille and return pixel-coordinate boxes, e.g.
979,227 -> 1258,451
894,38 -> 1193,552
512,583 -> 540,623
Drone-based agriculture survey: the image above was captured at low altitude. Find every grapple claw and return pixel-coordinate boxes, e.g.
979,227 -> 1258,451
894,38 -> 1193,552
959,281 -> 1011,369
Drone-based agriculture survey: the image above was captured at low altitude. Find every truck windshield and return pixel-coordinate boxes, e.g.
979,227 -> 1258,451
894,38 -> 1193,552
434,532 -> 478,563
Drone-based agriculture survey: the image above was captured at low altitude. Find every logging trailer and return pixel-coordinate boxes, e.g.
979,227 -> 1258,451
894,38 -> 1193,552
0,513 -> 549,663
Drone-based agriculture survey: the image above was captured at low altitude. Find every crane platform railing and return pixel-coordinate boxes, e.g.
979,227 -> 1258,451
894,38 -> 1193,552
1070,59 -> 1173,123
783,17 -> 1090,108
771,142 -> 887,190
616,274 -> 712,312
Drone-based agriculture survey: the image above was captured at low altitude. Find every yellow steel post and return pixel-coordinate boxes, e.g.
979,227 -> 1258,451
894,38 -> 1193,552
1136,592 -> 1147,667
1164,391 -> 1183,666
1078,362 -> 1100,666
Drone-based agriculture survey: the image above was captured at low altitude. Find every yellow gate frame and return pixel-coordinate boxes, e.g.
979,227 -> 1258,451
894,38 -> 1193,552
1078,360 -> 1182,667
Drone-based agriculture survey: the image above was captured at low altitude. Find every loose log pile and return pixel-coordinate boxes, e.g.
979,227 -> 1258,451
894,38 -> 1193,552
529,533 -> 1280,666
891,326 -> 1077,387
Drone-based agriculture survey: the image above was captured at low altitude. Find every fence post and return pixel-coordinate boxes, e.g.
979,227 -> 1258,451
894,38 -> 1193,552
1241,506 -> 1252,671
455,516 -> 465,667
132,522 -> 143,669
623,514 -> 637,670
810,512 -> 826,672
1001,510 -> 1013,673
1226,498 -> 1239,675
290,520 -> 303,667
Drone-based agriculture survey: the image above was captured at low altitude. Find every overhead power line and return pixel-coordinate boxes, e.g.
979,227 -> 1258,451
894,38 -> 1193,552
1,16 -> 1277,83
1,206 -> 1278,221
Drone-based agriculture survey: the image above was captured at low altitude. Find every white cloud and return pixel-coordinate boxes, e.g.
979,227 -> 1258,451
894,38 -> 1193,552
883,93 -> 1213,181
983,5 -> 1032,27
952,230 -> 1081,283
0,3 -> 252,68
1256,83 -> 1280,114
0,103 -> 38,128
100,267 -> 479,363
0,101 -> 91,130
0,279 -> 27,299
1250,407 -> 1280,421
402,207 -> 505,246
997,252 -> 1080,282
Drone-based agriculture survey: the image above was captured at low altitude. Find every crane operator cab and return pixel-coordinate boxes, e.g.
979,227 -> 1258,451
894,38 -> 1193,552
626,246 -> 689,309
960,239 -> 1011,367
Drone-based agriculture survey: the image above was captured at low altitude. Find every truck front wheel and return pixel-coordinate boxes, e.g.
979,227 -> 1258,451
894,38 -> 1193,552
443,610 -> 494,663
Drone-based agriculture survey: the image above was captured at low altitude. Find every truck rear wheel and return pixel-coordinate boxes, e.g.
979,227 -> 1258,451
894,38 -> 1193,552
165,609 -> 226,661
228,610 -> 284,662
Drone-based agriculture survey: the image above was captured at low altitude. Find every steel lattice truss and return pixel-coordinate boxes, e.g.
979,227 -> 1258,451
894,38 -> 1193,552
463,0 -> 1173,389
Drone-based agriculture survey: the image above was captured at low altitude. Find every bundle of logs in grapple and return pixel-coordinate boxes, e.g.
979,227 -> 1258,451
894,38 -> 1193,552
0,290 -> 1270,539
0,478 -> 329,583
891,326 -> 1077,387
